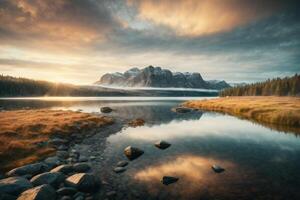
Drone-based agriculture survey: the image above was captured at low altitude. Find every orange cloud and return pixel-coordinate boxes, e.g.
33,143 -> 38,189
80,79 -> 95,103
128,0 -> 281,36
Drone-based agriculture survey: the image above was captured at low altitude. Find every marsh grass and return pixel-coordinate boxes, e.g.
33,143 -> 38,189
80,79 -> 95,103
0,109 -> 113,172
183,97 -> 300,134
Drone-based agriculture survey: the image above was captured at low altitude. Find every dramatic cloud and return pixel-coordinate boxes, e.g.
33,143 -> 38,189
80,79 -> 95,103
0,0 -> 299,83
127,0 -> 286,36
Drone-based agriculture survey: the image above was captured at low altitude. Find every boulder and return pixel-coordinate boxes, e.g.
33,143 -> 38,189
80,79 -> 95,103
116,161 -> 128,167
44,156 -> 61,168
50,165 -> 74,174
65,173 -> 98,192
0,177 -> 32,195
154,141 -> 171,150
30,172 -> 65,187
128,118 -> 145,127
100,107 -> 113,113
211,165 -> 225,173
172,107 -> 192,113
124,146 -> 144,161
56,187 -> 77,196
73,163 -> 91,173
6,163 -> 49,177
161,176 -> 179,185
17,184 -> 56,200
113,167 -> 126,174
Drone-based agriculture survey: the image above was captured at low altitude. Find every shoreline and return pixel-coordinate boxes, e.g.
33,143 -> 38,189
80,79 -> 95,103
183,96 -> 300,134
0,109 -> 115,173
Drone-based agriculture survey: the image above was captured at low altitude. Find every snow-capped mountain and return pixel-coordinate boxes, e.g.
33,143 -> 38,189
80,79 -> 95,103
95,66 -> 231,90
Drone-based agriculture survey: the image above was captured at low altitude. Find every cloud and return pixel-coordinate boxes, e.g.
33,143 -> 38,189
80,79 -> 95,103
0,0 -> 120,52
127,0 -> 289,37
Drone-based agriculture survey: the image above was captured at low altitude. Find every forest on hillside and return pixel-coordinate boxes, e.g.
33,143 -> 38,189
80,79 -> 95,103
220,74 -> 300,96
0,75 -> 123,97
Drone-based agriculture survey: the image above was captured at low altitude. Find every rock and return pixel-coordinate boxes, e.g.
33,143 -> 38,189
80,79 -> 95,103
161,176 -> 179,185
78,156 -> 88,163
172,107 -> 191,113
30,172 -> 65,187
113,167 -> 126,174
154,141 -> 171,150
116,161 -> 128,167
56,187 -> 78,196
100,107 -> 113,113
73,163 -> 91,173
73,192 -> 85,199
50,165 -> 74,174
124,146 -> 144,161
65,173 -> 98,192
69,151 -> 80,159
17,184 -> 56,200
0,177 -> 32,195
48,138 -> 68,147
211,165 -> 225,173
56,151 -> 69,159
6,163 -> 49,177
128,118 -> 145,127
44,156 -> 61,168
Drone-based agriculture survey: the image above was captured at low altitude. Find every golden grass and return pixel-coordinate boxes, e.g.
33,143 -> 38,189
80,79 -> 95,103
183,96 -> 300,133
0,109 -> 114,172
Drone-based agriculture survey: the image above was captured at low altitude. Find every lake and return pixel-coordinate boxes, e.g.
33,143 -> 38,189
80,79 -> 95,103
1,97 -> 300,200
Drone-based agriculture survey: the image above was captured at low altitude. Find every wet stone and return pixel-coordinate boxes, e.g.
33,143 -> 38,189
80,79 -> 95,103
113,167 -> 126,174
124,146 -> 144,161
154,140 -> 171,150
161,176 -> 179,185
212,165 -> 225,173
116,161 -> 128,167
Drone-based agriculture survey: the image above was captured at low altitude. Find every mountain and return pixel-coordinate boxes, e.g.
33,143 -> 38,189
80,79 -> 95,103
96,66 -> 230,90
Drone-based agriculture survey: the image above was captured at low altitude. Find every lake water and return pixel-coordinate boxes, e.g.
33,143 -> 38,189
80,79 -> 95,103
1,97 -> 300,200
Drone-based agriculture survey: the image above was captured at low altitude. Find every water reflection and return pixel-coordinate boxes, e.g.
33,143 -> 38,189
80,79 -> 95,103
102,113 -> 300,200
133,155 -> 245,200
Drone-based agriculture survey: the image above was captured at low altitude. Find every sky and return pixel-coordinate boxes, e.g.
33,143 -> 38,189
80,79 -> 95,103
0,0 -> 299,84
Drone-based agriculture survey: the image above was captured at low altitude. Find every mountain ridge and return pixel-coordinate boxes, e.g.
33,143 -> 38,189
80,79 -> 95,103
96,66 -> 230,90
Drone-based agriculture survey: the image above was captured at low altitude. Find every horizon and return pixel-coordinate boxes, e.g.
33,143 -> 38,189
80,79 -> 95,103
0,0 -> 299,84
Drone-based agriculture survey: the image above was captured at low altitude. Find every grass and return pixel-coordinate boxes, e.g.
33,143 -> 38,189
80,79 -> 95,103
183,96 -> 300,134
0,109 -> 114,172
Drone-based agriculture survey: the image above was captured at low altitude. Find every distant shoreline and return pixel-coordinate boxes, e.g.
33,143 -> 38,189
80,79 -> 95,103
183,96 -> 300,134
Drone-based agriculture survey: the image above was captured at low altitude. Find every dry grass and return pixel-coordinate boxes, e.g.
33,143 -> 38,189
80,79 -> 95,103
183,97 -> 300,133
0,109 -> 114,172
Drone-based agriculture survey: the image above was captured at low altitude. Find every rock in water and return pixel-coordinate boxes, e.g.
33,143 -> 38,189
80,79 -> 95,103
116,161 -> 128,167
128,118 -> 145,127
161,176 -> 179,185
17,184 -> 56,200
56,187 -> 78,196
100,107 -> 113,113
124,146 -> 144,161
113,167 -> 126,174
65,173 -> 98,192
212,165 -> 225,173
30,172 -> 65,187
154,141 -> 171,150
172,107 -> 192,113
0,177 -> 32,195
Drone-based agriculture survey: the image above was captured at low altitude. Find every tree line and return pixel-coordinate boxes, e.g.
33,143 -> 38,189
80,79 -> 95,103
0,75 -> 112,97
220,74 -> 300,97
